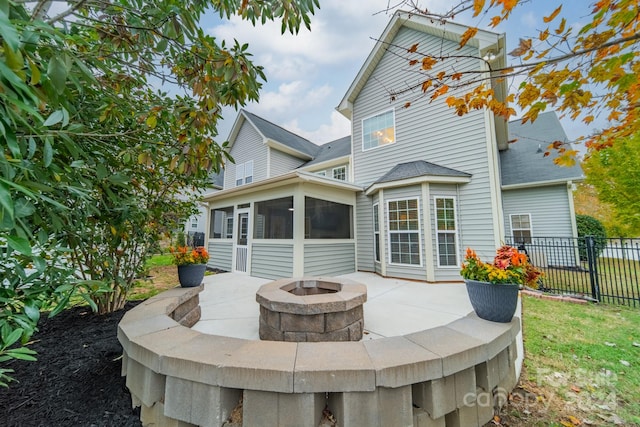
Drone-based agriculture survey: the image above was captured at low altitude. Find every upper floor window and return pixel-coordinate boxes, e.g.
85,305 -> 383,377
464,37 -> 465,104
235,160 -> 254,186
190,217 -> 198,229
362,110 -> 395,151
332,166 -> 346,181
435,197 -> 458,267
511,214 -> 532,244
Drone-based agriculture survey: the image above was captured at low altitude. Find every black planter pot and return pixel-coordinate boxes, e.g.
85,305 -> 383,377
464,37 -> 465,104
177,264 -> 206,288
465,279 -> 519,323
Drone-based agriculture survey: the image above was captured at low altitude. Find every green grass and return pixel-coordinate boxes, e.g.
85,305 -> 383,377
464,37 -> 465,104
539,258 -> 640,303
523,296 -> 640,425
144,253 -> 174,268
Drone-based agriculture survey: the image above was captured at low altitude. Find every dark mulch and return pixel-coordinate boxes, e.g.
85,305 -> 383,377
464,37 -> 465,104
0,302 -> 143,427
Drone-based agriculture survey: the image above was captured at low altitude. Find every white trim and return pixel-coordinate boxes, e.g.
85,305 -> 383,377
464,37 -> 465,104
502,177 -> 585,191
361,109 -> 396,152
299,155 -> 350,172
332,165 -> 347,181
421,183 -> 435,281
378,190 -> 387,276
365,175 -> 471,195
433,196 -> 460,269
265,138 -> 313,160
386,197 -> 423,267
509,213 -> 533,243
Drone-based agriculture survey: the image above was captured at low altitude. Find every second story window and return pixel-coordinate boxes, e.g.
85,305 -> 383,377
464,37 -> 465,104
332,166 -> 346,181
362,109 -> 395,151
235,160 -> 254,186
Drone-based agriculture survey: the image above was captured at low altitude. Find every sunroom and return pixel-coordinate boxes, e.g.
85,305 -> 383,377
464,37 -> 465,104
203,171 -> 361,279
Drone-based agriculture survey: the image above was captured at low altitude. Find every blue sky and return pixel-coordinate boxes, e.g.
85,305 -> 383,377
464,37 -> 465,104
202,1 -> 600,146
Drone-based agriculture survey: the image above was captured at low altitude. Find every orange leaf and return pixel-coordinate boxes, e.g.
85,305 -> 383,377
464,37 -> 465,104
509,38 -> 532,57
421,57 -> 437,70
409,59 -> 418,66
543,5 -> 562,23
490,16 -> 502,27
571,385 -> 581,393
408,43 -> 419,53
403,102 -> 411,108
451,72 -> 463,80
459,27 -> 478,48
568,415 -> 582,425
421,80 -> 433,92
539,28 -> 550,41
437,71 -> 446,80
472,0 -> 485,17
555,17 -> 567,34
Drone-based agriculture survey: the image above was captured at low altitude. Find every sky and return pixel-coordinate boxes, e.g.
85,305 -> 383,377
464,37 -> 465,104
201,1 -> 601,147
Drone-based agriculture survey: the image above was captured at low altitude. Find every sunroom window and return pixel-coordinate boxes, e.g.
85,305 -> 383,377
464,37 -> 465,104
304,197 -> 352,239
254,197 -> 293,239
210,206 -> 234,238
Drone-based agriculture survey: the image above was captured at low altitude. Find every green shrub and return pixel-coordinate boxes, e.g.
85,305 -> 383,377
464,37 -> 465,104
576,214 -> 607,260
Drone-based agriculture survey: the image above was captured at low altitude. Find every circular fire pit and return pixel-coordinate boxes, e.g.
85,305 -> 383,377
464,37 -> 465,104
256,277 -> 367,342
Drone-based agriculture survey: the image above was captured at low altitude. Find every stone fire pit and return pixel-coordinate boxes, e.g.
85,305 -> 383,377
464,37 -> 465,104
256,277 -> 367,342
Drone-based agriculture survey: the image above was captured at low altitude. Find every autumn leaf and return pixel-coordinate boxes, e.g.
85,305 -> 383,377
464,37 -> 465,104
555,17 -> 567,34
409,59 -> 418,66
421,57 -> 437,70
539,28 -> 550,41
472,0 -> 485,17
459,27 -> 478,48
408,43 -> 419,53
509,38 -> 532,57
403,102 -> 411,108
543,5 -> 562,23
421,80 -> 432,92
490,15 -> 502,27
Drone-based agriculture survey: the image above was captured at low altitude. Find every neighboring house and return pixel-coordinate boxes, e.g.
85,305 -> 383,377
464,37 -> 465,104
202,11 -> 582,280
184,171 -> 224,238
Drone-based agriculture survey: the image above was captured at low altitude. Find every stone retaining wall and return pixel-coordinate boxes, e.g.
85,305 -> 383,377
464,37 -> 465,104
118,285 -> 520,427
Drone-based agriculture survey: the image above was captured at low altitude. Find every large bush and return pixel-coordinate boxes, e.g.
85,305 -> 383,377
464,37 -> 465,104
576,214 -> 608,261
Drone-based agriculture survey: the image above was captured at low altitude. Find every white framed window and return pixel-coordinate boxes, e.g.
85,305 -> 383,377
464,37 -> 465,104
332,166 -> 346,181
210,206 -> 234,239
190,217 -> 198,229
362,109 -> 395,151
510,214 -> 532,244
235,160 -> 254,186
434,197 -> 459,267
373,203 -> 380,262
244,160 -> 253,184
387,198 -> 421,266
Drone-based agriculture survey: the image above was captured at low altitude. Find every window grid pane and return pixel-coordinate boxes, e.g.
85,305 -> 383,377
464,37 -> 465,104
388,198 -> 420,265
435,197 -> 458,266
363,110 -> 395,150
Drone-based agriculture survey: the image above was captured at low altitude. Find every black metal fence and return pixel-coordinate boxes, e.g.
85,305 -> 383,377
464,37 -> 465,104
505,236 -> 640,307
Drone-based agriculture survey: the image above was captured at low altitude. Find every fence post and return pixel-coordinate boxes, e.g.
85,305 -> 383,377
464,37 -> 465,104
586,236 -> 601,302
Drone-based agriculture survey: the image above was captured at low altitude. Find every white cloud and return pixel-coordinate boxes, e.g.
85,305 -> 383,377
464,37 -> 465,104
283,111 -> 351,144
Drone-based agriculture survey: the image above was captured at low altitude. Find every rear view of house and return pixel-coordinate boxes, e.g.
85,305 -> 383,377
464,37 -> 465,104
202,11 -> 582,281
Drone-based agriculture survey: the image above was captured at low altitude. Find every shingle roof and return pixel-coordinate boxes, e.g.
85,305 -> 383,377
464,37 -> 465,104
303,136 -> 351,166
374,160 -> 471,184
500,111 -> 583,186
242,110 -> 319,158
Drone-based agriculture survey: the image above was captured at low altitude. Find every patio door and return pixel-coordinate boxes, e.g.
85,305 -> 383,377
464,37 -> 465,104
234,210 -> 250,273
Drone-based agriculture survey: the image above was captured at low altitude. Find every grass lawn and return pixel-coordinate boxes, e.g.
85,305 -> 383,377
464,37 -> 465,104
129,253 -> 179,300
500,295 -> 640,426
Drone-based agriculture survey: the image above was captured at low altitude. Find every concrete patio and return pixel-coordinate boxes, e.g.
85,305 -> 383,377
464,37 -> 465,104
193,272 -> 476,340
118,272 -> 524,426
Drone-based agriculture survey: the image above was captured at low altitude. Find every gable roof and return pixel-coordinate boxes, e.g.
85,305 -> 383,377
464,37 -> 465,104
303,136 -> 351,167
337,10 -> 506,120
241,110 -> 319,158
500,111 -> 583,188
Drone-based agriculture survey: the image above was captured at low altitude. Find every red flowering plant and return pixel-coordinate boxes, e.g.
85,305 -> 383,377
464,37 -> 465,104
169,246 -> 209,266
460,245 -> 542,288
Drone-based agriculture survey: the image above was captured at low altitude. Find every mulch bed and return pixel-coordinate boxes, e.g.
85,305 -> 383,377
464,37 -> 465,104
0,302 -> 142,427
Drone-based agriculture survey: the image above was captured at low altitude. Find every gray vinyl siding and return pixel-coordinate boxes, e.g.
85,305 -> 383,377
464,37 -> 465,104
270,148 -> 306,177
208,241 -> 233,271
352,26 -> 500,266
502,186 -> 573,238
226,121 -> 268,189
304,243 -> 356,276
250,243 -> 294,279
355,192 -> 375,272
503,185 -> 578,267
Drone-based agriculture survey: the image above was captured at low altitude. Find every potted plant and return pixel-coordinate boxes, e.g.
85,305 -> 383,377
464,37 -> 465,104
170,246 -> 209,287
460,245 -> 542,322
